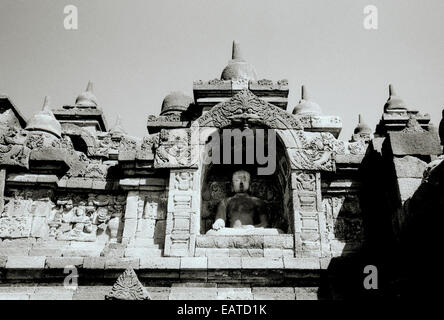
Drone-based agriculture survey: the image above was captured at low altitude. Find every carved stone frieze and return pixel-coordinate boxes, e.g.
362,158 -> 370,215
0,125 -> 31,169
164,170 -> 199,256
289,149 -> 334,171
154,129 -> 191,168
197,90 -> 303,129
295,172 -> 316,192
46,193 -> 126,242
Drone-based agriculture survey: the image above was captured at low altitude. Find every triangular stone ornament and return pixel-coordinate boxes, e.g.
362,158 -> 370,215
105,268 -> 151,300
402,115 -> 425,133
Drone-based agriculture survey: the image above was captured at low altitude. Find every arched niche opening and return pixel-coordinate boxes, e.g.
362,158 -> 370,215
70,135 -> 89,154
199,125 -> 293,234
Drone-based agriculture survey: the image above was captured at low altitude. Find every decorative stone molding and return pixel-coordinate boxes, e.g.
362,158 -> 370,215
164,169 -> 200,257
105,268 -> 151,300
291,171 -> 322,258
154,129 -> 192,168
197,90 -> 303,130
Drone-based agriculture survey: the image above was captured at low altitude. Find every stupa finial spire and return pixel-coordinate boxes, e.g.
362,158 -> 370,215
86,80 -> 94,93
384,83 -> 406,112
232,40 -> 243,60
301,85 -> 309,100
389,84 -> 396,97
42,96 -> 51,111
75,81 -> 98,107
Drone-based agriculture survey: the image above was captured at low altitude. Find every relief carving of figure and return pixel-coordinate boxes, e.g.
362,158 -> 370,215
174,172 -> 193,191
207,170 -> 282,235
56,200 -> 96,241
47,195 -> 125,242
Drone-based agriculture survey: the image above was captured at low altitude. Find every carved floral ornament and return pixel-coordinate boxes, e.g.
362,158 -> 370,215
197,90 -> 303,130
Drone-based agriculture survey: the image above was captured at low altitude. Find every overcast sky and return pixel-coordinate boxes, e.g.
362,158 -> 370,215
1,0 -> 443,139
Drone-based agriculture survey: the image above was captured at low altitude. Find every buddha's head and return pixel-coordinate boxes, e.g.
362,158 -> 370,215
232,170 -> 251,193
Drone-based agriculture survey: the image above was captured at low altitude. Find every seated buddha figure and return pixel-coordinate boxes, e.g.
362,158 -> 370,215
208,170 -> 276,235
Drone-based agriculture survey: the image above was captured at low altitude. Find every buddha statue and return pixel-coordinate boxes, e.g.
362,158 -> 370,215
207,170 -> 281,235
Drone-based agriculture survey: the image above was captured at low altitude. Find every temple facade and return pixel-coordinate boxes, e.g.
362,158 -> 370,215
0,41 -> 442,300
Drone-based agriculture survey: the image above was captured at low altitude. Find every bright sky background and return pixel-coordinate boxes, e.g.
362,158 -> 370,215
1,0 -> 443,140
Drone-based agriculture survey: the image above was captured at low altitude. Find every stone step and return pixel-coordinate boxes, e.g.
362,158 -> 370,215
124,248 -> 163,258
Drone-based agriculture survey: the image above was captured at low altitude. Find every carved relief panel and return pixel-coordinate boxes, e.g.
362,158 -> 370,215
154,129 -> 192,168
0,188 -> 127,243
48,193 -> 126,243
164,170 -> 200,257
291,171 -> 322,257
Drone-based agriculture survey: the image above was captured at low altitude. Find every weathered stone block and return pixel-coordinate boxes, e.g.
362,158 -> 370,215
154,220 -> 166,240
124,247 -> 162,257
0,255 -> 7,268
389,131 -> 441,156
194,248 -> 206,256
252,287 -> 295,300
0,238 -> 37,246
83,257 -> 106,269
101,245 -> 125,258
397,178 -> 422,201
6,256 -> 46,269
66,177 -> 93,189
283,257 -> 320,269
45,257 -> 84,269
124,191 -> 139,219
83,257 -> 107,269
0,217 -> 32,237
208,269 -> 242,282
208,256 -> 241,269
300,231 -> 320,241
73,286 -> 110,300
104,257 -> 140,270
0,286 -> 37,295
241,269 -> 284,284
0,247 -> 30,256
31,286 -> 75,300
264,235 -> 294,249
91,180 -> 109,190
264,249 -> 286,257
294,287 -> 319,300
30,216 -> 49,238
122,218 -> 138,240
180,257 -> 207,269
394,156 -> 427,178
241,257 -> 283,269
136,218 -> 155,239
32,202 -> 52,217
139,257 -> 180,269
320,257 -> 332,269
169,287 -> 217,300
62,243 -> 104,257
205,248 -> 230,257
0,293 -> 31,300
227,248 -> 264,257
217,287 -> 253,300
145,286 -> 170,300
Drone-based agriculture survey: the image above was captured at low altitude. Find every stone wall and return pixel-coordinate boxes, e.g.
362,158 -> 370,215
0,284 -> 320,300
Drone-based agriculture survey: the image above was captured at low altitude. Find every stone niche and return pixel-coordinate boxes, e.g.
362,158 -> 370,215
122,190 -> 168,248
194,126 -> 295,257
0,187 -> 127,244
200,127 -> 293,234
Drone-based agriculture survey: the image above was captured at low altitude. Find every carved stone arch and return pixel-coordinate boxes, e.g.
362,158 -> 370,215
61,123 -> 98,156
192,91 -> 299,234
196,89 -> 303,131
